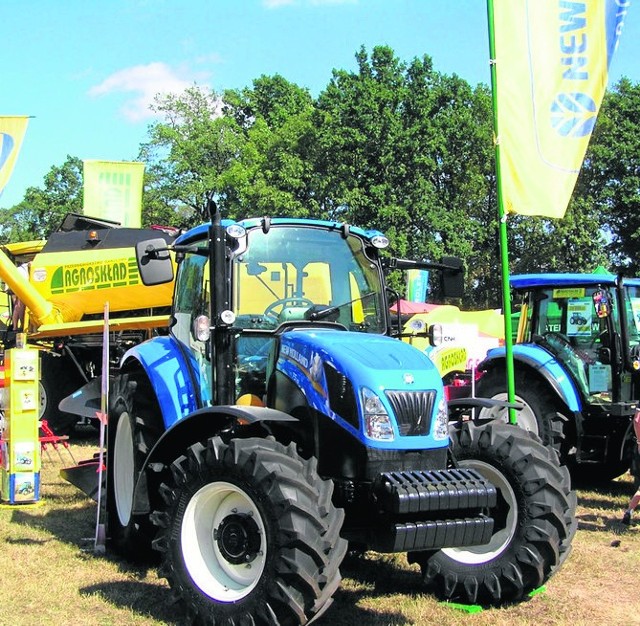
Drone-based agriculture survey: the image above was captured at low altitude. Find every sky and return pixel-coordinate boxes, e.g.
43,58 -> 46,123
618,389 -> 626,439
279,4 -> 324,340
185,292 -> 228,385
2,0 -> 639,210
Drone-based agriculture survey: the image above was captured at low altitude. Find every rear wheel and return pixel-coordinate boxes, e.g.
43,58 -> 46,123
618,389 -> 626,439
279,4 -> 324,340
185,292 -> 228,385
409,422 -> 574,606
151,436 -> 347,625
107,373 -> 162,559
476,368 -> 566,452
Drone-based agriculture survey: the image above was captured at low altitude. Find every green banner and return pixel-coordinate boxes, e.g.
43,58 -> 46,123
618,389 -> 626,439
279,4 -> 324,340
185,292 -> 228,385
83,160 -> 144,227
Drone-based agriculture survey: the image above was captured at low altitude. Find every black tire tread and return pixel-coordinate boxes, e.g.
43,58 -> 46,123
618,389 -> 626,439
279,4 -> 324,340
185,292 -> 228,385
107,371 -> 163,558
152,436 -> 347,625
414,421 -> 575,606
477,367 -> 567,452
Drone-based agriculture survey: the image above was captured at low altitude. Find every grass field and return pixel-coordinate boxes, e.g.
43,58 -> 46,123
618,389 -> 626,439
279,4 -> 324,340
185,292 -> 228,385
1,433 -> 640,626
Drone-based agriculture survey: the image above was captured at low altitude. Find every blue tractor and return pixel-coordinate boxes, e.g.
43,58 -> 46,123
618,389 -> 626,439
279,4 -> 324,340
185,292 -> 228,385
476,272 -> 640,482
76,200 -> 574,625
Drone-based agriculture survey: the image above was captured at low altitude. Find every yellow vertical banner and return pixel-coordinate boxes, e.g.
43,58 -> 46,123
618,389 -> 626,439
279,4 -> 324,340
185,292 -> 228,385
0,116 -> 29,197
492,0 -> 630,218
83,160 -> 145,227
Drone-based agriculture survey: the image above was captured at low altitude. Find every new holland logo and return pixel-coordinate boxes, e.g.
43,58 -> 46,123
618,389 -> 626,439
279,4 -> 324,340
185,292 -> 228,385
550,93 -> 597,138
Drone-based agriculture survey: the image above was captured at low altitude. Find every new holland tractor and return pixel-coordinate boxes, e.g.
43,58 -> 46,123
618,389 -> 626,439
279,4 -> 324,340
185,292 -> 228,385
476,272 -> 640,482
69,199 -> 574,625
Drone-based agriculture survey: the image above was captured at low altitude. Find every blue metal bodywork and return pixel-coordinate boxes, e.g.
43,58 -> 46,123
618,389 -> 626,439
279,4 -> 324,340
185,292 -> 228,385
124,327 -> 447,451
482,344 -> 582,412
121,335 -> 211,429
275,329 -> 447,450
510,273 -> 618,290
176,217 -> 386,248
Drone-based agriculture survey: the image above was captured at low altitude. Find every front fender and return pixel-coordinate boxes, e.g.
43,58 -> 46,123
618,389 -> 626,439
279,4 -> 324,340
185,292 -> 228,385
132,405 -> 298,516
121,335 -> 209,429
480,344 -> 582,412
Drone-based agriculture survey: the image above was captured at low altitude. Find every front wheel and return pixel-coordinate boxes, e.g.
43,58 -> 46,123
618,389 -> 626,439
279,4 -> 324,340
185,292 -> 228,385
151,436 -> 347,625
409,421 -> 575,606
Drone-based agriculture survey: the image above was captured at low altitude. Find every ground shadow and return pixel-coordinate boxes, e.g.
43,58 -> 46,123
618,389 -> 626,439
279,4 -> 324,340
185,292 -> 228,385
80,581 -> 183,624
575,479 -> 636,533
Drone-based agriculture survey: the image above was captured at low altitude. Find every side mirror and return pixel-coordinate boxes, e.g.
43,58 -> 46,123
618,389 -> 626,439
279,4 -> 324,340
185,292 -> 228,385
136,238 -> 174,286
441,256 -> 464,299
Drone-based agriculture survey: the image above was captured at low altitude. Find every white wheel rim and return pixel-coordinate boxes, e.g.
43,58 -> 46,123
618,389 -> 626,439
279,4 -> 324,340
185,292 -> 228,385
182,481 -> 267,602
478,392 -> 540,435
113,412 -> 135,527
442,459 -> 517,564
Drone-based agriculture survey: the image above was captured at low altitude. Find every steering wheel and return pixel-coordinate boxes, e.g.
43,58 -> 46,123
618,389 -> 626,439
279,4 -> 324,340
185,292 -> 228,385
544,331 -> 594,364
544,331 -> 572,348
263,297 -> 314,321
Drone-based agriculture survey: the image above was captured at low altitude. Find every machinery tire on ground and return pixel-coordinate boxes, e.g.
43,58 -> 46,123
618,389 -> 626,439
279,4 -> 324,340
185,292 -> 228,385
476,368 -> 566,453
107,373 -> 163,559
408,421 -> 575,606
150,436 -> 348,625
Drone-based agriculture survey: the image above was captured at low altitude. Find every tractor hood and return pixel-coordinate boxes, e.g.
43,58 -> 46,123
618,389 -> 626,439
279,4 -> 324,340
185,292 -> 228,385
275,328 -> 447,449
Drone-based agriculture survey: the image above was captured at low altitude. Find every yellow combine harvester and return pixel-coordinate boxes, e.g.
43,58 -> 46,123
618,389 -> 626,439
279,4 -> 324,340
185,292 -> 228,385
0,213 -> 177,434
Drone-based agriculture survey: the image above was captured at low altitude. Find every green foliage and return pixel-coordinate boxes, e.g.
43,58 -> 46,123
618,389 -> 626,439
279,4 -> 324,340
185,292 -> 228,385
0,155 -> 83,243
139,86 -> 241,227
579,78 -> 640,273
0,52 -> 637,308
315,46 -> 499,306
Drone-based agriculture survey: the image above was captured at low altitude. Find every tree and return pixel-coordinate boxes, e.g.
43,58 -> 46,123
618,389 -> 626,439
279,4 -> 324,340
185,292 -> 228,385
140,77 -> 323,224
577,78 -> 640,272
0,155 -> 83,243
219,75 -> 323,219
139,85 -> 243,226
314,46 -> 499,306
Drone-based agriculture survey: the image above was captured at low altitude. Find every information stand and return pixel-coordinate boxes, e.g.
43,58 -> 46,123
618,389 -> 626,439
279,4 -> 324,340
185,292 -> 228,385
0,347 -> 40,504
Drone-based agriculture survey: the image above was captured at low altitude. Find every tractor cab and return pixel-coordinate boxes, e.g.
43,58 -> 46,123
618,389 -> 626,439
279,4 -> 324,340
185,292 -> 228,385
168,219 -> 391,405
512,273 -> 640,406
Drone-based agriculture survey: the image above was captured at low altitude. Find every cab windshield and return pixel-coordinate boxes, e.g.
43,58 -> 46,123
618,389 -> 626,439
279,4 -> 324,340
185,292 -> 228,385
523,285 -> 618,402
232,225 -> 387,334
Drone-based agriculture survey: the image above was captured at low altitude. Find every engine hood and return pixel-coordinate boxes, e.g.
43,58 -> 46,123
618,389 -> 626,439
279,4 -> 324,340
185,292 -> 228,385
278,328 -> 440,388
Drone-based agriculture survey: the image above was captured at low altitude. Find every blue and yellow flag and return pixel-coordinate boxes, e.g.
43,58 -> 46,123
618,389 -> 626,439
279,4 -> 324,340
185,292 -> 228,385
0,116 -> 29,197
493,0 -> 630,218
83,160 -> 145,227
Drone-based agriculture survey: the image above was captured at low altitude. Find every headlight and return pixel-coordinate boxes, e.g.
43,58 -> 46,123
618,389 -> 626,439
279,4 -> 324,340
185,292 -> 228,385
226,224 -> 246,239
433,396 -> 449,440
361,387 -> 394,441
193,315 -> 210,342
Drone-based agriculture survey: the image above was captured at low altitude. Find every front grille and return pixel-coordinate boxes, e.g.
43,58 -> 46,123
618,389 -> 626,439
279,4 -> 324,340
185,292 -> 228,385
385,390 -> 435,436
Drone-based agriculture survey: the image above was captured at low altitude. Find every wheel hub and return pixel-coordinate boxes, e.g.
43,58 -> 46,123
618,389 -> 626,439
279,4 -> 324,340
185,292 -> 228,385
214,513 -> 261,564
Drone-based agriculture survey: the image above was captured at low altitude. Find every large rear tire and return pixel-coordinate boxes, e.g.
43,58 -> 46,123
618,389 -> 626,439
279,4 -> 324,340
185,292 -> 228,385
409,421 -> 575,606
476,368 -> 566,453
107,373 -> 163,559
151,436 -> 347,625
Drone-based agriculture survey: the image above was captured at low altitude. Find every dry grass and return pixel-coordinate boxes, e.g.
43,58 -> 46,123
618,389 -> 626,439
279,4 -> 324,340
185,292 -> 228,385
2,433 -> 640,626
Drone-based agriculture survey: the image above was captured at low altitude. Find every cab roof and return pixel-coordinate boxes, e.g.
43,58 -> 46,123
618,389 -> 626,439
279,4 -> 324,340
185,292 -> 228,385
511,273 -> 640,290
